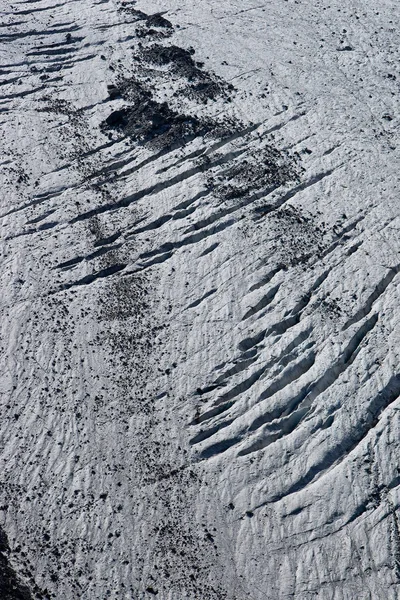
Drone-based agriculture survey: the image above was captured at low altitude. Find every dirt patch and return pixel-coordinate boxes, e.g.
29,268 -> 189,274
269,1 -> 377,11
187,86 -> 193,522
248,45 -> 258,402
140,44 -> 234,102
102,99 -> 208,149
102,76 -> 233,149
145,13 -> 173,29
118,3 -> 173,33
268,206 -> 327,267
0,528 -> 43,600
208,146 -> 301,201
141,44 -> 202,79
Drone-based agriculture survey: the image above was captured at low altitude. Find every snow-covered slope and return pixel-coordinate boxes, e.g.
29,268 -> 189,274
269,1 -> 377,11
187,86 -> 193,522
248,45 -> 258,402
1,0 -> 400,598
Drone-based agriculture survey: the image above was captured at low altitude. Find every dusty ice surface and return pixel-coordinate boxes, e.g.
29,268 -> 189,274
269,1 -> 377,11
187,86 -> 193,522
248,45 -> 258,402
0,0 -> 399,598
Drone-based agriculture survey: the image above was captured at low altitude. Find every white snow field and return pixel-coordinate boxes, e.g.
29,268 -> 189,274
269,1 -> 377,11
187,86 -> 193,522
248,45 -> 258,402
0,0 -> 400,598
